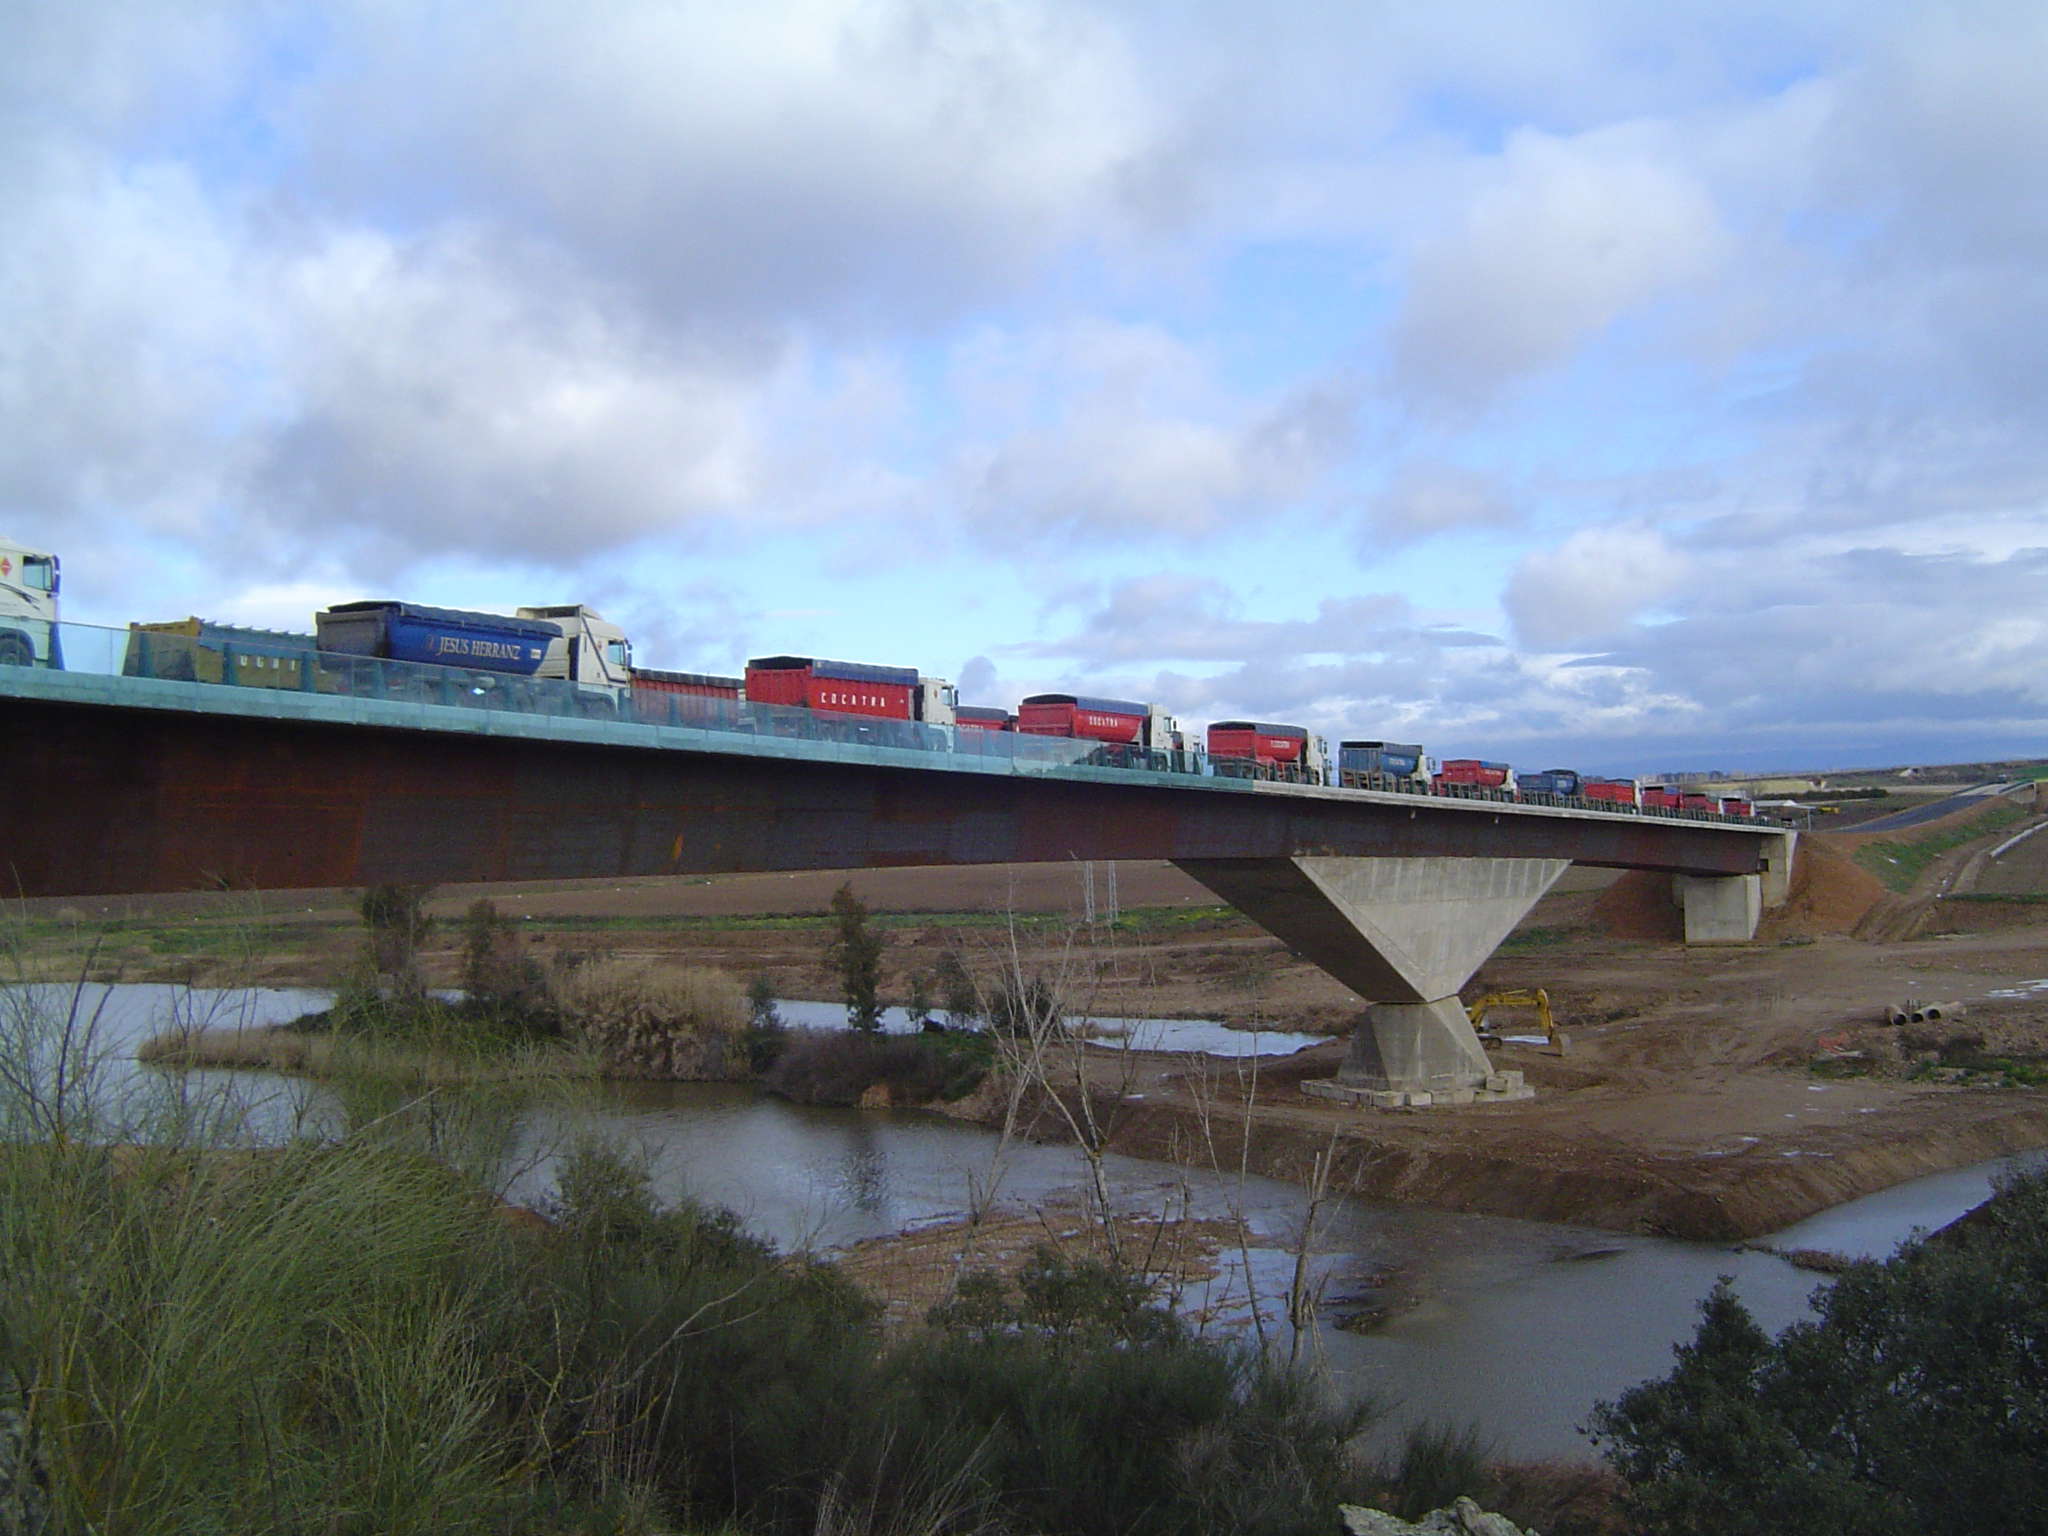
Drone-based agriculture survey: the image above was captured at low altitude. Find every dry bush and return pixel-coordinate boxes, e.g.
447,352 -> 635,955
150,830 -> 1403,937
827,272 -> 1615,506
549,958 -> 751,1080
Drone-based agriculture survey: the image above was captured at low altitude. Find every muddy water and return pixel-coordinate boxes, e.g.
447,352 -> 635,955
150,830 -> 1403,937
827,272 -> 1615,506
46,983 -> 2046,1462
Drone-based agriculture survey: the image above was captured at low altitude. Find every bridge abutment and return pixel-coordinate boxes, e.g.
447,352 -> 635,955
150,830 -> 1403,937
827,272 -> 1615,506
1675,831 -> 1796,944
1172,854 -> 1568,1103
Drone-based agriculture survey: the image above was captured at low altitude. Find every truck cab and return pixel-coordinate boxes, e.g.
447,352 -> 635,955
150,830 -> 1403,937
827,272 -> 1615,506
517,605 -> 634,690
0,535 -> 61,667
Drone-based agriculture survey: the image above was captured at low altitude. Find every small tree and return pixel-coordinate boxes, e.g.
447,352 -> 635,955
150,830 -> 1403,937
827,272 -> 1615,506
357,883 -> 434,1005
744,973 -> 788,1071
824,883 -> 886,1032
458,898 -> 549,1023
935,947 -> 978,1028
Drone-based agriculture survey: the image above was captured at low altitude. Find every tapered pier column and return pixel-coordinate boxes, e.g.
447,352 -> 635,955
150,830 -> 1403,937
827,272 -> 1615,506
1174,855 -> 1569,1103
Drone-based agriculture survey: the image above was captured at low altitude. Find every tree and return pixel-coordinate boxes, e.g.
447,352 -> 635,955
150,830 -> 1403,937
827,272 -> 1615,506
458,898 -> 549,1022
1589,1166 -> 2048,1536
824,883 -> 886,1032
357,883 -> 434,1004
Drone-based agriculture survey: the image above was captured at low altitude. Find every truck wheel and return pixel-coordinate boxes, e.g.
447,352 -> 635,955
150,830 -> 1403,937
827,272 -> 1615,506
0,631 -> 32,666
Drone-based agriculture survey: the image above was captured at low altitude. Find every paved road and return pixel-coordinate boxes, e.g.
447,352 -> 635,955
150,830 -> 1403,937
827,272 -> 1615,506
1849,782 -> 2024,835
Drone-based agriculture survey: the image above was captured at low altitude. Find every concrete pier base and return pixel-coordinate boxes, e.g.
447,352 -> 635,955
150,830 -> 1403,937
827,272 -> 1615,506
1173,854 -> 1569,1101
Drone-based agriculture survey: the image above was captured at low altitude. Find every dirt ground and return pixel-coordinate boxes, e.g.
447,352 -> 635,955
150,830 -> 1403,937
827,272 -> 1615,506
29,793 -> 2048,1243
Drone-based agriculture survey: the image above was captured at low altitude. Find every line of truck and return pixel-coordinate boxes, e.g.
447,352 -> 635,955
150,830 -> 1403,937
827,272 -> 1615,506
0,534 -> 1756,819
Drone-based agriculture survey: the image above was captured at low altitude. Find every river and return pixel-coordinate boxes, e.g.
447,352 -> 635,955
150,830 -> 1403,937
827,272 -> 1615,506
26,981 -> 2044,1462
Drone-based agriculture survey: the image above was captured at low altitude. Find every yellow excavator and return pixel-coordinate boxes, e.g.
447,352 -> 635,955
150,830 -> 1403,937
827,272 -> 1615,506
1466,988 -> 1570,1054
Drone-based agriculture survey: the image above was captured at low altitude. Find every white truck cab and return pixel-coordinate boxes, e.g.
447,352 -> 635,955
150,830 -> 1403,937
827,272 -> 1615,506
0,535 -> 61,667
517,604 -> 634,690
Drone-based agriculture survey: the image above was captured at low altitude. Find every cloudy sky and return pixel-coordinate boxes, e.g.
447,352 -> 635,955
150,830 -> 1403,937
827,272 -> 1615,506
6,0 -> 2046,774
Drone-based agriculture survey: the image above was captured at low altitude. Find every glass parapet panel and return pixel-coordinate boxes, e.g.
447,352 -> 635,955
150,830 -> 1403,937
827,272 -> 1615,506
15,619 -> 1163,779
2,620 -> 1767,821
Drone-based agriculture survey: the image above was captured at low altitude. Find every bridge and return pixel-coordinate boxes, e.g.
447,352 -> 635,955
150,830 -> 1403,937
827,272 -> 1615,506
1,625 -> 1794,1106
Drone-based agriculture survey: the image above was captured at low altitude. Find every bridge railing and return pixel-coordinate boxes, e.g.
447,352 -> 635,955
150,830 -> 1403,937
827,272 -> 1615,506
13,618 -> 1177,779
7,619 -> 1770,825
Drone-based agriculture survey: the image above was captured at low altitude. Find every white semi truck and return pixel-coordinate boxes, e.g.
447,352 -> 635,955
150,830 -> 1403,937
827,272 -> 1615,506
0,535 -> 61,667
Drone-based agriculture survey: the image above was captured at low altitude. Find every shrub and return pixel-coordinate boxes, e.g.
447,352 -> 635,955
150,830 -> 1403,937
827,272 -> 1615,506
1383,1421 -> 1497,1520
1589,1165 -> 2048,1536
882,1248 -> 1375,1536
550,958 -> 751,1079
762,1028 -> 988,1106
459,897 -> 551,1022
744,973 -> 789,1071
357,882 -> 435,1001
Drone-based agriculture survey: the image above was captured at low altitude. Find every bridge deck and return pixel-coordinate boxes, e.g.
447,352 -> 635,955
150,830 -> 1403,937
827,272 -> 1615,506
4,661 -> 1782,901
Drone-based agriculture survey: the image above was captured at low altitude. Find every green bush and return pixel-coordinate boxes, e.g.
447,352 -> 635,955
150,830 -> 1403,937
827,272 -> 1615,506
886,1248 -> 1375,1536
1384,1421 -> 1497,1520
1590,1166 -> 2048,1535
763,1028 -> 988,1106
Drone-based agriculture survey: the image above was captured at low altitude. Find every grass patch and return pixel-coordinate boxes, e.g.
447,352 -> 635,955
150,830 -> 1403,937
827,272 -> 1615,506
136,1022 -> 599,1083
1853,801 -> 2032,892
1909,1051 -> 2048,1088
1499,926 -> 1575,951
529,902 -> 1241,935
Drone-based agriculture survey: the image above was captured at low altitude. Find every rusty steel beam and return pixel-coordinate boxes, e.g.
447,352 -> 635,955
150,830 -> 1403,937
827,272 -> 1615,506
4,697 -> 1770,899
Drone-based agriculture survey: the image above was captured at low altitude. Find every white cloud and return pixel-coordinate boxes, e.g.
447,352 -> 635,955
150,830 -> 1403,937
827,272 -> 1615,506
946,320 -> 1357,544
1503,526 -> 1689,649
1367,460 -> 1518,544
1394,124 -> 1731,405
292,0 -> 1156,334
255,224 -> 769,563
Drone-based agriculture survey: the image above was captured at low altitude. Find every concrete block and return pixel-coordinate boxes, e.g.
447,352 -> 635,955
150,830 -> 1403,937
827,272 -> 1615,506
1372,1091 -> 1405,1109
1499,1070 -> 1523,1092
1438,1088 -> 1477,1106
1484,1073 -> 1510,1094
1405,1090 -> 1433,1108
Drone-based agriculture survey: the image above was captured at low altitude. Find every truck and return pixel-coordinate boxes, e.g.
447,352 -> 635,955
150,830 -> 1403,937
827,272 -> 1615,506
313,601 -> 561,675
745,655 -> 958,726
1206,721 -> 1329,783
1338,739 -> 1429,789
0,534 -> 62,667
1016,693 -> 1188,770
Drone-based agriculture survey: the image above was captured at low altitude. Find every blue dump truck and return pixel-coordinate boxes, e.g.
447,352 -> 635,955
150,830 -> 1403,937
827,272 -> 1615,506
312,601 -> 561,674
1517,769 -> 1584,799
1337,739 -> 1430,789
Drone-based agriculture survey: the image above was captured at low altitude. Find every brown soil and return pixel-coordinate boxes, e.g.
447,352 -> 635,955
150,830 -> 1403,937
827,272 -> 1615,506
38,819 -> 2048,1245
832,1202 -> 1246,1334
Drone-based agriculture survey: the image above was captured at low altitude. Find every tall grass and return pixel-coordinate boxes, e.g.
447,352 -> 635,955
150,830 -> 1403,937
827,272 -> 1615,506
1,919 -> 1396,1536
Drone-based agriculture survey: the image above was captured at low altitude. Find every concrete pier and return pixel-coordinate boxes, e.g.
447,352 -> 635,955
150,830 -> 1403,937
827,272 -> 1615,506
1174,855 -> 1568,1102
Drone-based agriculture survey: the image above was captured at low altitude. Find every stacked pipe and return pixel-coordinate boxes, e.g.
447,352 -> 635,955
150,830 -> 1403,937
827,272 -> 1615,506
1884,1000 -> 1967,1025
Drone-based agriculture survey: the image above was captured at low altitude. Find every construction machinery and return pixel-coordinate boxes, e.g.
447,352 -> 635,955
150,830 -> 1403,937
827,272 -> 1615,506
1466,989 -> 1570,1054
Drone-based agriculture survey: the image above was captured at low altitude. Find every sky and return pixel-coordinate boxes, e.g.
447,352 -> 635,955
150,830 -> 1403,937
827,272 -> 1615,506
5,0 -> 2046,776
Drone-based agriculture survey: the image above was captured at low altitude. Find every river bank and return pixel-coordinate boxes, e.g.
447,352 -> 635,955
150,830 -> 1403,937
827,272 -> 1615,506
24,827 -> 2048,1243
30,977 -> 2048,1465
